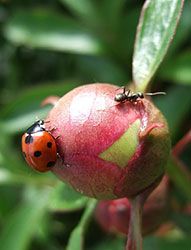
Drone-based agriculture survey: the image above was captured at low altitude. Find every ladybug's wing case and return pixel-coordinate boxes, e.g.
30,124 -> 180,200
22,132 -> 57,172
22,134 -> 34,168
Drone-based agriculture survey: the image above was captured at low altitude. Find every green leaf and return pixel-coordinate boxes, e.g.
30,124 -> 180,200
101,0 -> 126,27
76,56 -> 128,83
0,82 -> 79,134
133,0 -> 184,92
159,51 -> 191,84
0,107 -> 50,135
66,199 -> 97,250
166,155 -> 191,200
48,183 -> 88,212
0,188 -> 50,250
166,1 -> 191,56
59,0 -> 96,21
171,212 -> 191,233
154,85 -> 191,140
121,8 -> 140,60
0,186 -> 21,219
0,167 -> 56,186
91,237 -> 125,250
4,9 -> 104,55
144,235 -> 191,250
0,133 -> 56,185
67,226 -> 83,250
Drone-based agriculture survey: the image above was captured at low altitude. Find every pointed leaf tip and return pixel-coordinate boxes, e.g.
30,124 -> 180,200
133,0 -> 184,92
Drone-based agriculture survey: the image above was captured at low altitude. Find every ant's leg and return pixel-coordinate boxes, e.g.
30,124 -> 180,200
126,89 -> 130,96
122,86 -> 127,94
115,86 -> 126,93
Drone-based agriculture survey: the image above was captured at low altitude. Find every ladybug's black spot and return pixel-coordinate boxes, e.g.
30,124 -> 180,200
34,151 -> 42,157
22,152 -> 26,158
47,161 -> 55,167
47,142 -> 52,148
25,135 -> 33,144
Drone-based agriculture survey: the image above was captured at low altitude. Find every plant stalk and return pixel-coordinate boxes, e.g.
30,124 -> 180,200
125,177 -> 162,250
173,129 -> 191,156
126,195 -> 143,250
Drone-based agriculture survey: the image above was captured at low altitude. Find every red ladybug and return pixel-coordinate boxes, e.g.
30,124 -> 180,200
21,120 -> 57,172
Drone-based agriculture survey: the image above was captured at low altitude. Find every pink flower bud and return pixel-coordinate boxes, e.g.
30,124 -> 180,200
46,83 -> 171,199
95,176 -> 170,235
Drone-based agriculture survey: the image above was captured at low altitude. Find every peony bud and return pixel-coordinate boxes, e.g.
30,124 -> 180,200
95,176 -> 170,235
46,83 -> 170,199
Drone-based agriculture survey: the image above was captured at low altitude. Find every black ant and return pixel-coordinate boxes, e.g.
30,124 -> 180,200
114,86 -> 166,103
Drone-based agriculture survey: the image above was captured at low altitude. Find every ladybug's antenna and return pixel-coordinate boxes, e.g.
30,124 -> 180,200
145,92 -> 166,96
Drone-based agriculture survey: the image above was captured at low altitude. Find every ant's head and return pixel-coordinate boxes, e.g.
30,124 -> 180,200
137,92 -> 144,98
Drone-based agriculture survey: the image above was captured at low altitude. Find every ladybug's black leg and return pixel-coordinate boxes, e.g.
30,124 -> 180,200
49,127 -> 56,133
44,120 -> 50,124
55,135 -> 61,140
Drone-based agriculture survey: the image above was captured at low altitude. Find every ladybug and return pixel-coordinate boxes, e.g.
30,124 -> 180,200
21,120 -> 57,172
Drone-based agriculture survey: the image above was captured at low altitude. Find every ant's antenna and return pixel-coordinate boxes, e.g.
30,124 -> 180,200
145,92 -> 166,96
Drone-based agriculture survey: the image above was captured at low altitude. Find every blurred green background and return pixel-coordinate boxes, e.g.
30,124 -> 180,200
0,1 -> 191,250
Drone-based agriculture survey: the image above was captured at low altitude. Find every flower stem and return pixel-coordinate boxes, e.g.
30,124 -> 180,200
126,195 -> 143,250
173,129 -> 191,156
125,178 -> 162,250
170,129 -> 191,182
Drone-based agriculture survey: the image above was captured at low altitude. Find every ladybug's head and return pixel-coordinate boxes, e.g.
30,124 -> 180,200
26,120 -> 45,134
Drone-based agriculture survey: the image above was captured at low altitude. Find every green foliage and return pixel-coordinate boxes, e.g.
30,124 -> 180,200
4,9 -> 104,55
0,187 -> 50,250
133,0 -> 184,92
0,0 -> 191,250
66,199 -> 97,250
160,51 -> 191,84
59,0 -> 97,21
48,183 -> 88,212
90,237 -> 125,250
0,82 -> 79,134
154,85 -> 191,141
166,156 -> 191,200
143,235 -> 191,250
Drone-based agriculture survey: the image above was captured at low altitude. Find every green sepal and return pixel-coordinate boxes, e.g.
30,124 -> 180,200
99,119 -> 140,168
